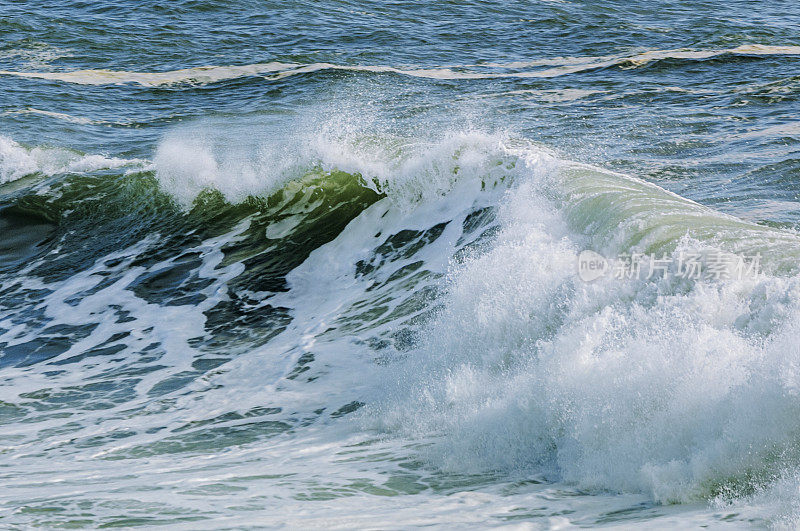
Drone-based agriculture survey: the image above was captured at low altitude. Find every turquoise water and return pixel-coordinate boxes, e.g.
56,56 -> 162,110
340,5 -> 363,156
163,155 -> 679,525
2,1 -> 800,528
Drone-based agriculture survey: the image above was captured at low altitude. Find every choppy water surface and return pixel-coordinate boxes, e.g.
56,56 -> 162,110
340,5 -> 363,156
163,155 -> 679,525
2,1 -> 800,528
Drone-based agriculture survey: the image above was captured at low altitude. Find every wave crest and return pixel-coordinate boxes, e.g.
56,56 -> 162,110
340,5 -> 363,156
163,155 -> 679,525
154,125 -> 527,208
0,134 -> 142,184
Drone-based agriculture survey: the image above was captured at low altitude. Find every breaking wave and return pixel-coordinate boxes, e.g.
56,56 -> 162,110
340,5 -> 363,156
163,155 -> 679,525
0,134 -> 143,184
149,123 -> 800,512
4,119 -> 800,525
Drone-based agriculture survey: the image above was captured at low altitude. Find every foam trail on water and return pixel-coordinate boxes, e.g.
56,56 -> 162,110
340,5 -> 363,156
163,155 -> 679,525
2,44 -> 799,86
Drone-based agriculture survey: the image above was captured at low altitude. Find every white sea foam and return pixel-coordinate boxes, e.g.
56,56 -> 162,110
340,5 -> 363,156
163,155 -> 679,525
365,140 -> 800,525
13,107 -> 97,125
0,42 -> 73,69
0,62 -> 296,87
0,134 -> 143,184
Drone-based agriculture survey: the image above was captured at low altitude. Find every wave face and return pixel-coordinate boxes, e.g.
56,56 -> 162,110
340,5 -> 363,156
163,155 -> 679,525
3,0 -> 800,528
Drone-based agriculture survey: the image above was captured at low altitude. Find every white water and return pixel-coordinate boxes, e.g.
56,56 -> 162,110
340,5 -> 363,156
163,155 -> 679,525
0,133 -> 142,184
172,125 -> 800,524
4,123 -> 800,527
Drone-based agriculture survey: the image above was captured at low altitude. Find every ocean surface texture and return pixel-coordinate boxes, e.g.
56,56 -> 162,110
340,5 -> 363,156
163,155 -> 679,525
2,1 -> 800,528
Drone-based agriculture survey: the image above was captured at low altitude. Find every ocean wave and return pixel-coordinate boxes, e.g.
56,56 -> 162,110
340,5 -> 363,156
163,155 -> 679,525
153,124 -> 524,208
6,107 -> 100,125
0,134 -> 144,184
7,121 -> 800,521
153,119 -> 800,264
149,126 -> 800,512
364,136 -> 800,511
2,44 -> 798,87
0,61 -> 296,87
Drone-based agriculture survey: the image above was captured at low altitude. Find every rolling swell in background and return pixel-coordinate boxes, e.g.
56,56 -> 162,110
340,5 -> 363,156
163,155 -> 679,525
2,0 -> 800,527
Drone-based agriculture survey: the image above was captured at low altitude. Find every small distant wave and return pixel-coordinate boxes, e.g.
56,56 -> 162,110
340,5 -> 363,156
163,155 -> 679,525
0,62 -> 296,87
1,44 -> 798,87
0,134 -> 144,184
6,107 -> 97,125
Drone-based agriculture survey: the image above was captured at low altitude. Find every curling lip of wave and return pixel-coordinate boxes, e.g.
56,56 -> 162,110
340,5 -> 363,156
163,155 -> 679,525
1,44 -> 799,86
